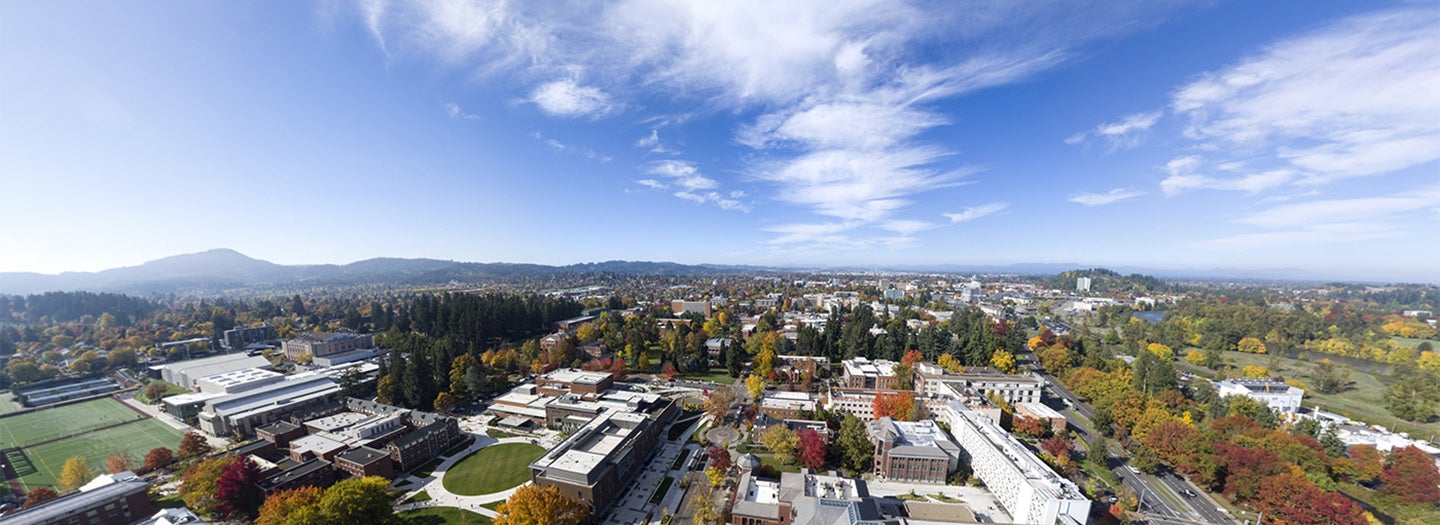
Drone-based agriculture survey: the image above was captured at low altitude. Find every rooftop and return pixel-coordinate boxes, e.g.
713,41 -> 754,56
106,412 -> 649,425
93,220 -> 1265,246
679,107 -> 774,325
540,368 -> 613,385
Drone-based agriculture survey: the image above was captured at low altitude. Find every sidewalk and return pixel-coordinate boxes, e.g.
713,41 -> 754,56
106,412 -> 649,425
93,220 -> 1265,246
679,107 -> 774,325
393,417 -> 559,518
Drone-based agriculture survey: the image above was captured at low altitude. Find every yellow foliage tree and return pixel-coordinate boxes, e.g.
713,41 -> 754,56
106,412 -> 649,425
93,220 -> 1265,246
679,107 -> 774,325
1241,365 -> 1269,379
745,374 -> 766,399
760,425 -> 799,461
936,353 -> 964,373
706,466 -> 725,488
1184,350 -> 1208,366
990,350 -> 1017,374
254,486 -> 322,525
1145,343 -> 1173,361
1419,351 -> 1440,372
494,484 -> 589,525
58,456 -> 96,491
1027,336 -> 1044,351
1237,337 -> 1267,354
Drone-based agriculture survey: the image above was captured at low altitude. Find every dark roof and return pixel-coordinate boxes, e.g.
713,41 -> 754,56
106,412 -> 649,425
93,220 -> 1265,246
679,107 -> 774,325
389,420 -> 455,450
258,458 -> 332,490
233,440 -> 275,457
337,446 -> 390,466
3,480 -> 150,525
257,420 -> 300,435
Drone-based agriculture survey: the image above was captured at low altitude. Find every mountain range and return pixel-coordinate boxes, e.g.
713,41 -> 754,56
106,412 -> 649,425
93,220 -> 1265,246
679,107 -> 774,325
0,248 -> 1349,296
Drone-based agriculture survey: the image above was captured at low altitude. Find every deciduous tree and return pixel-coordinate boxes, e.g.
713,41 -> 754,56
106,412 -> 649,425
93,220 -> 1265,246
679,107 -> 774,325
492,480 -> 587,523
105,451 -> 132,473
797,428 -> 826,469
179,431 -> 211,457
57,456 -> 95,491
143,447 -> 174,471
708,445 -> 731,471
433,391 -> 456,412
1237,337 -> 1267,354
180,456 -> 237,516
1380,445 -> 1440,504
705,387 -> 735,421
214,456 -> 264,519
254,486 -> 322,525
760,425 -> 799,461
990,349 -> 1017,374
745,373 -> 766,399
316,476 -> 395,525
837,414 -> 871,473
22,487 -> 58,508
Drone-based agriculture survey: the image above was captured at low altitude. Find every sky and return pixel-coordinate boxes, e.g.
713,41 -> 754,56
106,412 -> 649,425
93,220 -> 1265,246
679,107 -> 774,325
2,1 -> 1438,281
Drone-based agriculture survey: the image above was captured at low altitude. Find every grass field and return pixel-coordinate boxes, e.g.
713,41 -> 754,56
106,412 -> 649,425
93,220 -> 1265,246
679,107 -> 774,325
683,368 -> 738,384
1200,350 -> 1440,438
0,398 -> 144,447
1,398 -> 184,491
442,442 -> 545,496
1391,337 -> 1438,350
398,507 -> 491,525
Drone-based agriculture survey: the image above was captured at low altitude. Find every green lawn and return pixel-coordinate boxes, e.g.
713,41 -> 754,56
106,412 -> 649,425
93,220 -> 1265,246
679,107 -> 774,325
1202,350 -> 1440,438
683,368 -> 737,384
0,398 -> 144,447
442,442 -> 545,496
0,393 -> 25,415
758,453 -> 802,475
481,500 -> 505,511
13,417 -> 185,490
136,381 -> 189,404
1392,337 -> 1438,350
398,507 -> 491,525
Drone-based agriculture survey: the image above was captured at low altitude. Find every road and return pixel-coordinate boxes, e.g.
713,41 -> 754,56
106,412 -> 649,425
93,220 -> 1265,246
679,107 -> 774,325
1036,369 -> 1235,525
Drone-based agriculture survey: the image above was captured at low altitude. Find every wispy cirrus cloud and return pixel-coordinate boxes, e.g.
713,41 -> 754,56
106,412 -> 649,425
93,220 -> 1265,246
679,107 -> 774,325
1065,111 -> 1162,150
636,160 -> 750,212
1069,188 -> 1144,206
444,102 -> 481,120
943,202 -> 1008,224
1200,185 -> 1440,249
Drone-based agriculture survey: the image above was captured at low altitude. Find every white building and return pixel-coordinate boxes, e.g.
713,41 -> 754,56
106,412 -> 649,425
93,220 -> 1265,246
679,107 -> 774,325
1216,379 -> 1303,413
938,402 -> 1089,525
1076,277 -> 1091,292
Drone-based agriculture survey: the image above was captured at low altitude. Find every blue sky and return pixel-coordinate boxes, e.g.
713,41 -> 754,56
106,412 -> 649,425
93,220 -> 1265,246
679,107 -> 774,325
2,1 -> 1437,281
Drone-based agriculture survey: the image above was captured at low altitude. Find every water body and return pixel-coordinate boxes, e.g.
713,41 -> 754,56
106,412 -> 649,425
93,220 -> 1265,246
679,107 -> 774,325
1132,310 -> 1166,324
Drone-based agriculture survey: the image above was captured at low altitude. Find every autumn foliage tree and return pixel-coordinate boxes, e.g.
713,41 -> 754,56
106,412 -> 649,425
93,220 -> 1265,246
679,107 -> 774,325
433,391 -> 456,412
872,391 -> 916,421
22,487 -> 59,508
105,450 -> 133,473
180,456 -> 237,516
143,447 -> 174,471
1252,473 -> 1366,525
797,428 -> 826,469
704,387 -> 735,421
57,456 -> 95,491
494,484 -> 590,525
254,486 -> 323,525
1380,445 -> 1440,504
1012,416 -> 1049,438
708,445 -> 732,471
214,456 -> 264,519
760,425 -> 799,462
179,431 -> 211,457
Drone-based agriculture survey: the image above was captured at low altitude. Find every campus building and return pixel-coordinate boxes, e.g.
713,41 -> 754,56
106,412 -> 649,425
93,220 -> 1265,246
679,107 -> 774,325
2,472 -> 156,525
756,391 -> 817,420
528,396 -> 677,513
866,418 -> 961,484
197,375 -> 341,436
938,402 -> 1089,525
1216,379 -> 1304,414
222,324 -> 277,351
914,363 -> 1044,405
841,357 -> 903,390
156,353 -> 273,391
281,332 -> 374,362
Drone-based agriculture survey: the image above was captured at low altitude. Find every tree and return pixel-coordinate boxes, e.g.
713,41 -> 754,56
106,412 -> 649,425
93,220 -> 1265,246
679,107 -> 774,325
760,425 -> 799,462
494,483 -> 590,525
22,487 -> 59,508
937,352 -> 963,373
837,414 -> 872,473
609,357 -> 628,380
797,428 -> 827,469
1184,349 -> 1208,366
1385,365 -> 1439,422
1380,445 -> 1440,504
662,361 -> 679,380
708,445 -> 732,471
745,373 -> 766,399
1039,435 -> 1073,460
1241,364 -> 1269,379
214,456 -> 264,519
433,391 -> 456,412
316,476 -> 395,525
1251,473 -> 1366,525
990,349 -> 1017,374
705,387 -> 735,421
105,450 -> 133,473
1145,342 -> 1173,361
58,455 -> 95,491
706,466 -> 725,488
255,486 -> 323,525
106,347 -> 138,369
179,431 -> 211,457
181,456 -> 237,516
1237,337 -> 1267,354
142,381 -> 170,403
1013,416 -> 1049,438
1312,359 -> 1351,394
689,475 -> 721,525
143,447 -> 174,471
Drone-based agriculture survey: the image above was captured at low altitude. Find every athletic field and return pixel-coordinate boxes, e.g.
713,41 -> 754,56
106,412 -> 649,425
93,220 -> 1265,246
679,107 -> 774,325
0,397 -> 185,490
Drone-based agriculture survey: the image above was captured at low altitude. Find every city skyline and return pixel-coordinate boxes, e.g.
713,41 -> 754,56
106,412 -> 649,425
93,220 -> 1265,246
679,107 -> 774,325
2,1 -> 1437,281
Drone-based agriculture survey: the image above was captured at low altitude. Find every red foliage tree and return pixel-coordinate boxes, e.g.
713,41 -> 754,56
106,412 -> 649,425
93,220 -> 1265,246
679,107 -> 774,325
1251,473 -> 1366,525
214,456 -> 264,519
178,431 -> 210,457
708,445 -> 731,471
872,392 -> 916,421
1140,420 -> 1200,466
797,428 -> 827,469
1213,442 -> 1285,501
1039,436 -> 1072,460
143,447 -> 174,471
22,487 -> 59,509
1038,329 -> 1056,347
1381,445 -> 1440,504
900,349 -> 923,365
661,361 -> 679,381
609,358 -> 627,380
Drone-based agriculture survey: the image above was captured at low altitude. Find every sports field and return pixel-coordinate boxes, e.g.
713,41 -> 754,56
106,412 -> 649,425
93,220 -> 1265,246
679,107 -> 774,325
0,397 -> 184,490
0,394 -> 23,416
0,398 -> 145,446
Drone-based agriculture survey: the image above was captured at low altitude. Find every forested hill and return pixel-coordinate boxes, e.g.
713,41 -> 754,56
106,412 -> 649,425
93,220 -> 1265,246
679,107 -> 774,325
0,291 -> 156,324
1045,268 -> 1172,294
0,249 -> 751,295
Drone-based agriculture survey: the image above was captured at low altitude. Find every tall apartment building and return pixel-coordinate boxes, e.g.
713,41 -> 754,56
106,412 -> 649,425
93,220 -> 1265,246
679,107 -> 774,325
938,402 -> 1089,525
282,332 -> 374,362
222,324 -> 277,350
1076,277 -> 1091,292
671,300 -> 713,317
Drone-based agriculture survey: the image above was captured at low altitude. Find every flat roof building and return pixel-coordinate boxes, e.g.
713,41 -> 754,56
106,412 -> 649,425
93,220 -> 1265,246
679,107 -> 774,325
197,375 -> 341,437
866,418 -> 961,484
938,402 -> 1088,525
1216,379 -> 1303,413
2,472 -> 155,525
158,354 -> 272,391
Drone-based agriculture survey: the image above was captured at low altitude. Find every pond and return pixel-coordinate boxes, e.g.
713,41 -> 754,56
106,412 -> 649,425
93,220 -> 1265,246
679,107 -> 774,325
1131,310 -> 1166,324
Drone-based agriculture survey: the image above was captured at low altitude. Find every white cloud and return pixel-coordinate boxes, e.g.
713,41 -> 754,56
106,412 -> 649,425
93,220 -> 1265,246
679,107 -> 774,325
529,78 -> 616,118
444,102 -> 481,120
640,160 -> 750,211
1068,111 -> 1162,150
943,202 -> 1007,224
635,179 -> 666,189
1069,188 -> 1144,206
1171,7 -> 1440,182
1200,185 -> 1440,249
646,160 -> 716,191
635,129 -> 659,148
879,220 -> 935,236
1158,155 -> 1296,195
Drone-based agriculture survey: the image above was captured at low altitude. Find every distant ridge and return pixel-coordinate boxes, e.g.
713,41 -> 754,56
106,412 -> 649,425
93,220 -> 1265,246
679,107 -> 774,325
0,248 -> 1410,295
